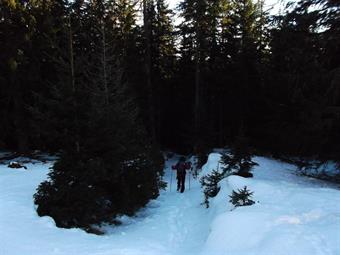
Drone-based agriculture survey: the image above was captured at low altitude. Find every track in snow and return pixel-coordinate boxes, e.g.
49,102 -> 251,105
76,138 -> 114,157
0,156 -> 211,255
2,154 -> 339,255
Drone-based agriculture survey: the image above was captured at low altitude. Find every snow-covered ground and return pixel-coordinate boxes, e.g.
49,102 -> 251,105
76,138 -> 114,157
0,154 -> 339,255
202,154 -> 340,255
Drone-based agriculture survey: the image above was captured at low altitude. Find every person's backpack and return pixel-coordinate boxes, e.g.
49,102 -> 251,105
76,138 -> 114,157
172,161 -> 191,175
184,162 -> 191,170
177,162 -> 186,175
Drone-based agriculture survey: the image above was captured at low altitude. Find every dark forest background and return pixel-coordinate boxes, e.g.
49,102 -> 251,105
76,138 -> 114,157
1,0 -> 340,158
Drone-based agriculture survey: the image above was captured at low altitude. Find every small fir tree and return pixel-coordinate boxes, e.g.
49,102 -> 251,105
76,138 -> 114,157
200,169 -> 224,208
229,186 -> 255,207
221,134 -> 258,178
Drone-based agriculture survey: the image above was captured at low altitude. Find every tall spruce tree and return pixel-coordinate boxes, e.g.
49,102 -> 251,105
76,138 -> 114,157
142,0 -> 157,142
178,0 -> 219,153
229,0 -> 264,115
153,0 -> 176,144
34,0 -> 164,233
0,0 -> 71,152
263,0 -> 336,155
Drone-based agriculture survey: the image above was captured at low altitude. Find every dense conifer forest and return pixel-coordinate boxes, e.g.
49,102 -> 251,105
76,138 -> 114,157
1,0 -> 339,157
1,0 -> 339,232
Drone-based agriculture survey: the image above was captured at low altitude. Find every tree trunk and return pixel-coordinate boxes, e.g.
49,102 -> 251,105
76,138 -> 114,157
68,15 -> 80,153
194,29 -> 201,153
101,21 -> 109,106
143,0 -> 157,143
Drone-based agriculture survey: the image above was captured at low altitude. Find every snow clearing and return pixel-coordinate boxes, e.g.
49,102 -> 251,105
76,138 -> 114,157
0,153 -> 339,255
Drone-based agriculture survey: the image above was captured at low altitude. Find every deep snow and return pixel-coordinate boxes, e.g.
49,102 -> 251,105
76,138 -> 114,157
0,154 -> 339,255
201,154 -> 340,255
0,157 -> 211,255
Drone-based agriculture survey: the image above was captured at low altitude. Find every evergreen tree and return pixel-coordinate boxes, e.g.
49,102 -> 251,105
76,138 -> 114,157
221,133 -> 258,178
153,0 -> 176,144
229,186 -> 255,207
33,0 -> 165,233
27,0 -> 73,152
142,0 -> 157,142
178,0 -> 211,152
0,0 -> 71,152
228,0 -> 265,127
262,0 -> 339,156
200,169 -> 224,208
154,0 -> 176,81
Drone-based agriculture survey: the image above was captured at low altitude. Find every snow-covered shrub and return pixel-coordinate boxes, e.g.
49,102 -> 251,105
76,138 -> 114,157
34,149 -> 164,234
200,169 -> 224,208
229,186 -> 255,207
188,155 -> 200,178
294,158 -> 340,183
8,161 -> 27,169
221,135 -> 258,178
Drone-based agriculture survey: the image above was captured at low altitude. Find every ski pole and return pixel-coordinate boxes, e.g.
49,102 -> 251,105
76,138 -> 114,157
189,170 -> 191,190
170,168 -> 173,192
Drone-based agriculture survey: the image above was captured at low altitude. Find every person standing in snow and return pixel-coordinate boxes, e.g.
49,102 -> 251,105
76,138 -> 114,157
172,157 -> 191,193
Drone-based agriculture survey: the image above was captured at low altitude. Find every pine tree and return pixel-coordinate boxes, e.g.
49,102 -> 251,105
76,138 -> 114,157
154,0 -> 176,81
263,0 -> 335,156
0,1 -> 35,152
200,169 -> 224,208
229,186 -> 255,207
221,132 -> 258,178
153,0 -> 176,143
229,0 -> 265,119
33,0 -> 165,233
178,0 -> 211,152
0,0 -> 72,152
142,0 -> 157,142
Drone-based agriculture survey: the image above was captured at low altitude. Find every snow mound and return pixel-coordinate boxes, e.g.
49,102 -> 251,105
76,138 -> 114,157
200,153 -> 223,177
200,154 -> 340,255
1,153 -> 339,255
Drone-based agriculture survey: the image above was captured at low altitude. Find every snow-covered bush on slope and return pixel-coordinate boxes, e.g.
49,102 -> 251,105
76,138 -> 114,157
200,169 -> 224,208
294,159 -> 340,183
221,150 -> 258,178
220,135 -> 258,178
229,186 -> 255,207
199,153 -> 224,208
200,153 -> 340,255
200,144 -> 258,207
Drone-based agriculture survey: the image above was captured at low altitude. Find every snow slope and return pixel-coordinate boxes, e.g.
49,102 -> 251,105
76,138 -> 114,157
0,157 -> 211,255
202,154 -> 340,255
0,154 -> 339,255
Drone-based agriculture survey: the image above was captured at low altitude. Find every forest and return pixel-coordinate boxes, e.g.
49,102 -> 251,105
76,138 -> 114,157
1,0 -> 340,157
1,0 -> 340,234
